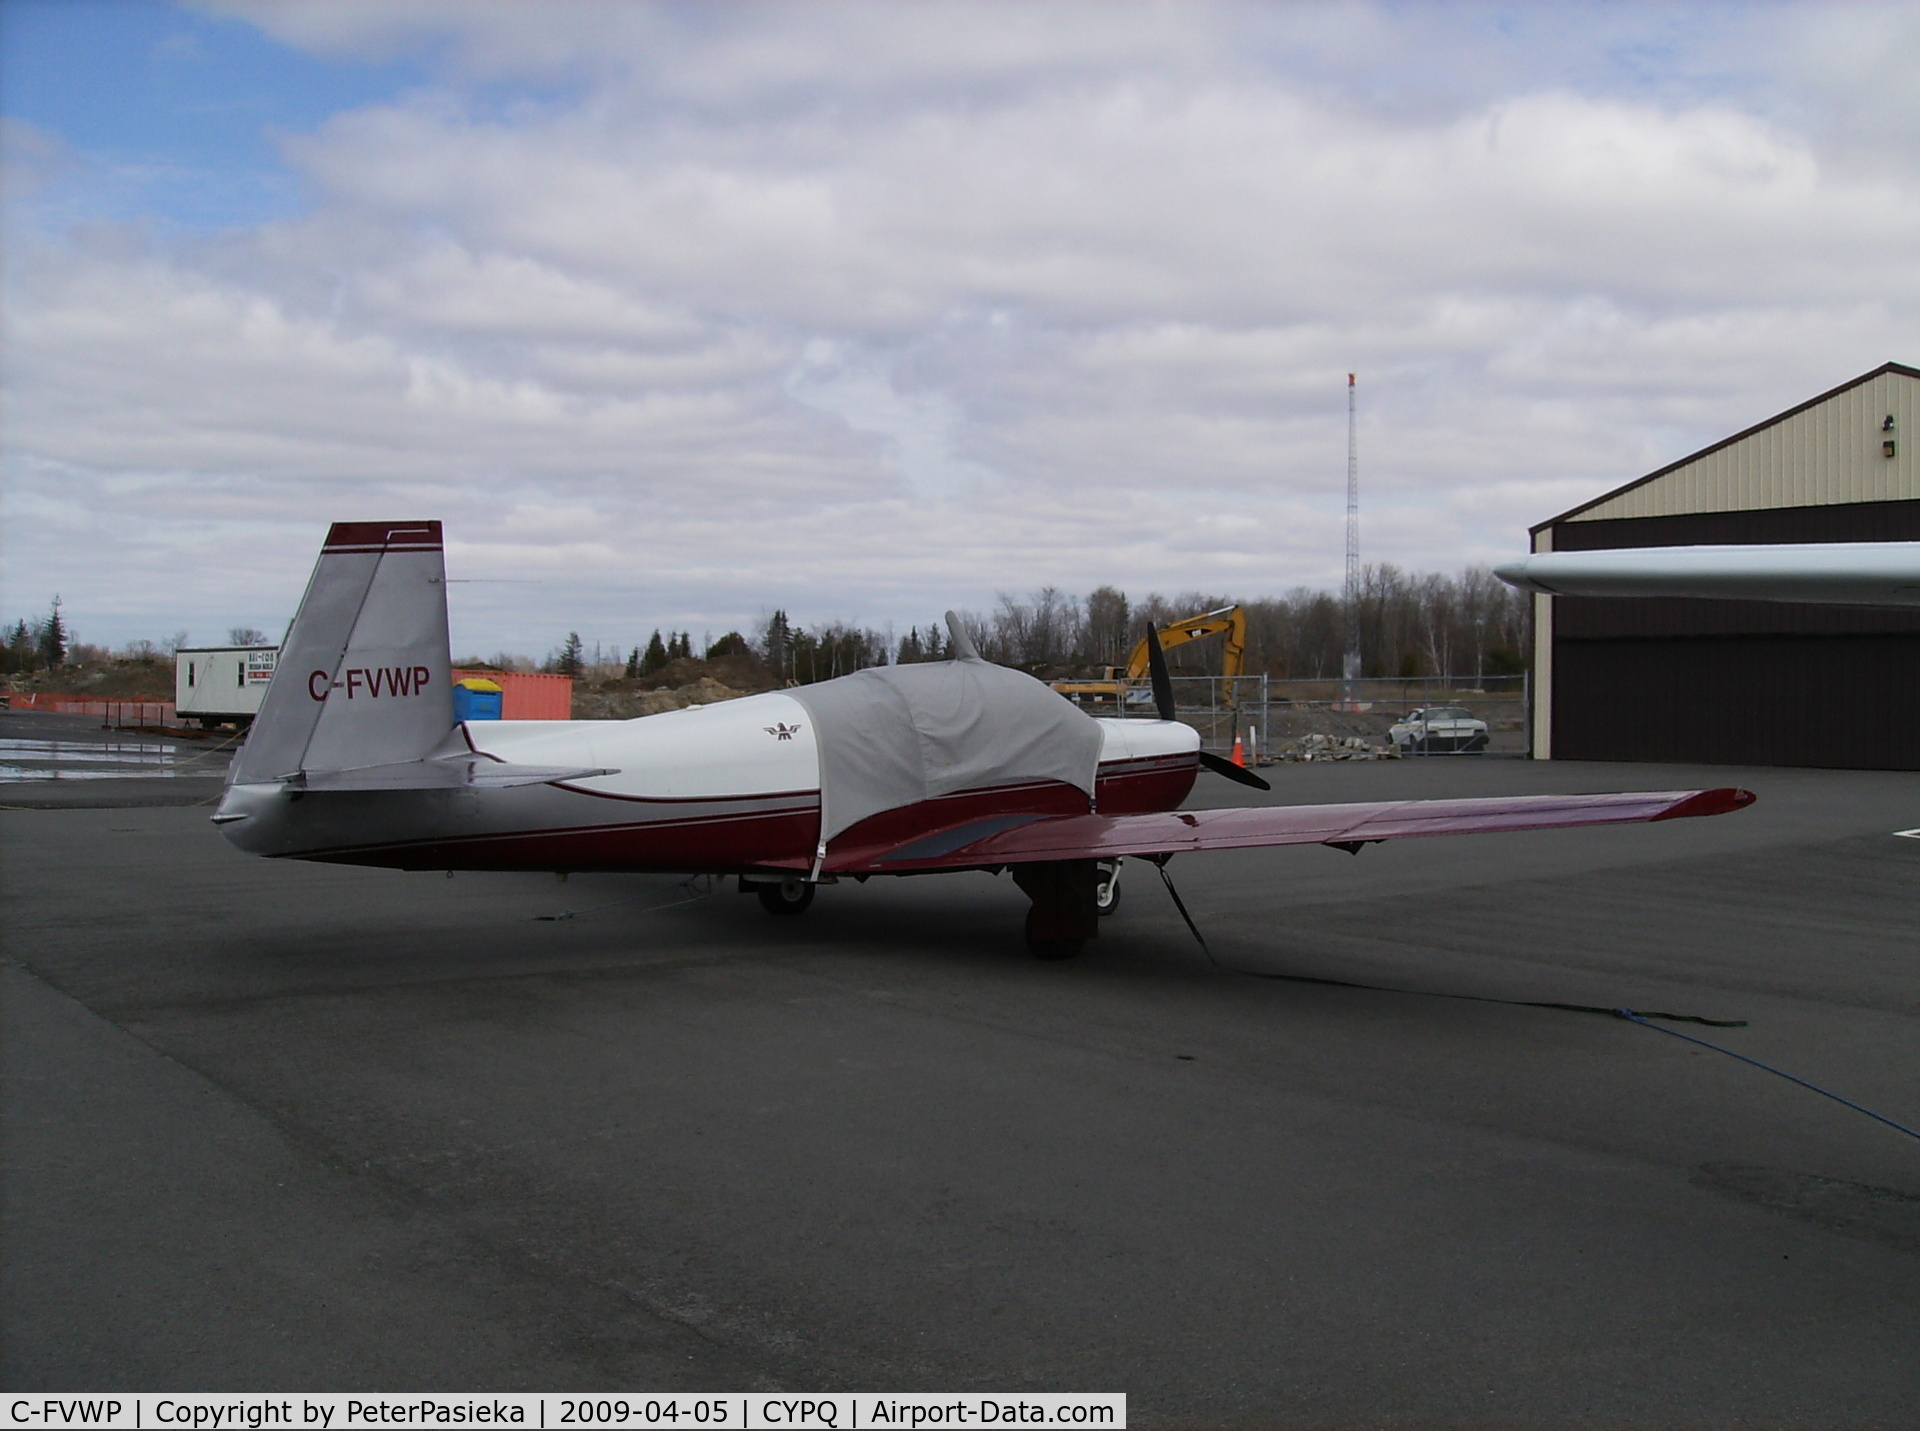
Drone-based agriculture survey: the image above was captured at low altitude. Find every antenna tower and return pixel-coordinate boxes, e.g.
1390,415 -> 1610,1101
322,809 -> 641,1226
1342,372 -> 1361,701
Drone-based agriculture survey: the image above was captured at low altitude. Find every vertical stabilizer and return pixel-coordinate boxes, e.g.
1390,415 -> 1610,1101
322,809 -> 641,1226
229,522 -> 453,784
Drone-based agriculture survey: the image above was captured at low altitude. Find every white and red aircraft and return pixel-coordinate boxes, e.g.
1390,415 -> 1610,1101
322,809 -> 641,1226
214,522 -> 1754,955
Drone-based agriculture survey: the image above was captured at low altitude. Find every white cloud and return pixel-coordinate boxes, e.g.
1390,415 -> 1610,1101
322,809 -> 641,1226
6,3 -> 1920,647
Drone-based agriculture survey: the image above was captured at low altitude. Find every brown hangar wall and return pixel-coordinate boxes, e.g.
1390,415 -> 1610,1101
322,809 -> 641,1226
1543,499 -> 1920,769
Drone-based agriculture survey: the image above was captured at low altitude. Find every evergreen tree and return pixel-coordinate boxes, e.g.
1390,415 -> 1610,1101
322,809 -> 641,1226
37,597 -> 67,669
762,610 -> 792,677
1,618 -> 35,675
625,646 -> 641,679
642,629 -> 669,675
555,631 -> 584,677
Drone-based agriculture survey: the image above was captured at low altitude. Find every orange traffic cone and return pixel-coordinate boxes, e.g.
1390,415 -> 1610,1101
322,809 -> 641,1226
1231,732 -> 1246,767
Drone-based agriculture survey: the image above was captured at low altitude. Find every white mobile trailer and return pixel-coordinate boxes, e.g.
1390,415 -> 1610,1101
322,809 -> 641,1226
175,646 -> 278,726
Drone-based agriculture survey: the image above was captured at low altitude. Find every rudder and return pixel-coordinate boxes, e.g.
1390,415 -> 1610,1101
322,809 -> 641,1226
230,521 -> 453,784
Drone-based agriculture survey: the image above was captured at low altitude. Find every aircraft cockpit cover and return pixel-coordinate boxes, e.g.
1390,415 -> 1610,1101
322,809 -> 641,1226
791,656 -> 1103,843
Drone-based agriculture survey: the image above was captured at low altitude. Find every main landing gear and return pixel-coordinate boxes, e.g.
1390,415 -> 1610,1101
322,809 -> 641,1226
1014,858 -> 1118,959
753,875 -> 815,915
742,859 -> 1124,957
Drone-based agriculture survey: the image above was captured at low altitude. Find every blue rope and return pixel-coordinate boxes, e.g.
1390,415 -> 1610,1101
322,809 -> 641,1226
1614,1008 -> 1920,1146
1158,859 -> 1917,1148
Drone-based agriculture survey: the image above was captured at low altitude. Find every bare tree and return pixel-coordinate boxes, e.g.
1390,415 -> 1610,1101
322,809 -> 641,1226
1083,586 -> 1130,668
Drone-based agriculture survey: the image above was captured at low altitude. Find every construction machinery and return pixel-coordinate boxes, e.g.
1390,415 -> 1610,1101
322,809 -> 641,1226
1052,605 -> 1247,711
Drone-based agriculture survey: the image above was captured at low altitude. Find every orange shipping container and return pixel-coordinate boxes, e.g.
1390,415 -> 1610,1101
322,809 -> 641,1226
451,670 -> 573,720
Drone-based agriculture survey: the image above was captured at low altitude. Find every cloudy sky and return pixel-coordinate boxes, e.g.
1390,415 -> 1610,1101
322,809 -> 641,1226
3,1 -> 1917,656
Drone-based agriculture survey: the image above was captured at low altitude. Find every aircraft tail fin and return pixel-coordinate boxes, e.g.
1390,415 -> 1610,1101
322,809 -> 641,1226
229,521 -> 454,785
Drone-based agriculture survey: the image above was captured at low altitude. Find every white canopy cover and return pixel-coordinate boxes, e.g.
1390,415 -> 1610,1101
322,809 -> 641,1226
790,650 -> 1104,844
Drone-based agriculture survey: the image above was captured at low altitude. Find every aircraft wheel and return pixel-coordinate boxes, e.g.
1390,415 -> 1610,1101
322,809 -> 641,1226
1094,862 -> 1121,916
1024,907 -> 1084,960
756,878 -> 815,916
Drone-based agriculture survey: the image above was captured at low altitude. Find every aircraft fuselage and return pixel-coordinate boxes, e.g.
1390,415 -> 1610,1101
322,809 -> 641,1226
215,693 -> 1200,874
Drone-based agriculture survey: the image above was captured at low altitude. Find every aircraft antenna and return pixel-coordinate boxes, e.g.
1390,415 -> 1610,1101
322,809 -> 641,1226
1342,372 -> 1361,704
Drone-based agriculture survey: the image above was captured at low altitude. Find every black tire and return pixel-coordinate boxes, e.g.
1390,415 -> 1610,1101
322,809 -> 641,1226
1094,864 -> 1121,916
1024,907 -> 1083,960
756,878 -> 815,915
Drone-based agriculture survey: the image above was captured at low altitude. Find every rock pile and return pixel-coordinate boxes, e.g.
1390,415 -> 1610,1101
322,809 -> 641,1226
1277,733 -> 1399,762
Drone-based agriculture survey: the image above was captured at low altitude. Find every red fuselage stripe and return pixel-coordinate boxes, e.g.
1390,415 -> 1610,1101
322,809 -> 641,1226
274,757 -> 1198,870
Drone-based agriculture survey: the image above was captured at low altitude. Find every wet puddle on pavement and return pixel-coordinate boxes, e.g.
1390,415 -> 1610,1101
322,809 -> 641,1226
0,737 -> 187,781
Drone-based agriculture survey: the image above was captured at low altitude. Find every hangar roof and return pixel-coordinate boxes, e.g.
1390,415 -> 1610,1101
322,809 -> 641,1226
1537,361 -> 1920,531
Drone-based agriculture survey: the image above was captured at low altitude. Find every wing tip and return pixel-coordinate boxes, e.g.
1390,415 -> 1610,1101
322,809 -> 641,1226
1652,787 -> 1757,821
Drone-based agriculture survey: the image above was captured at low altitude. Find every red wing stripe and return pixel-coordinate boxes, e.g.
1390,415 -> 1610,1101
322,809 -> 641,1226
837,788 -> 1756,870
548,782 -> 821,805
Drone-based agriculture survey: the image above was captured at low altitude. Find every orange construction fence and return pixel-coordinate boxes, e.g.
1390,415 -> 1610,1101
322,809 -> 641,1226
3,693 -> 178,724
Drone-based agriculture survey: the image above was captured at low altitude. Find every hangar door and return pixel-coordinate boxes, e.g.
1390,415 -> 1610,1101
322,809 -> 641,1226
1548,501 -> 1920,770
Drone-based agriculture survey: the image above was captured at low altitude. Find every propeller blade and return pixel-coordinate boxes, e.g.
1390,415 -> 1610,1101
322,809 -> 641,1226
1144,623 -> 1176,723
1145,623 -> 1267,789
1198,748 -> 1271,791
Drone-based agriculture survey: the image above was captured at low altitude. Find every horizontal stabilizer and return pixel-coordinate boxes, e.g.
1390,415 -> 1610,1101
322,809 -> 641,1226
286,758 -> 615,792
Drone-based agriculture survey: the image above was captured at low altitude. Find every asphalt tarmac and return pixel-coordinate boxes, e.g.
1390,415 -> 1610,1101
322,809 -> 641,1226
4,717 -> 1919,1424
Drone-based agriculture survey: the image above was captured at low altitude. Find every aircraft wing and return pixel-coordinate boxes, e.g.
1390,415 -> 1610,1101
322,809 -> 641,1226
833,787 -> 1754,873
1494,542 -> 1920,607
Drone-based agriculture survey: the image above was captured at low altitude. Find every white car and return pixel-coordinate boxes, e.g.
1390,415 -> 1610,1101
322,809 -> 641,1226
1389,706 -> 1489,755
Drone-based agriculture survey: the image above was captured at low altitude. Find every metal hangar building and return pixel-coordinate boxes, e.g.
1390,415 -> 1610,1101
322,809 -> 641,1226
1528,360 -> 1920,769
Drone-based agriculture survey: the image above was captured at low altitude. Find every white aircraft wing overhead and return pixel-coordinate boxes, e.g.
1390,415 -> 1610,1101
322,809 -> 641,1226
1494,542 -> 1920,607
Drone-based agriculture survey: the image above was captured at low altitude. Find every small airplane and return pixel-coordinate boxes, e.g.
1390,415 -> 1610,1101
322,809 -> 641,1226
215,522 -> 1755,956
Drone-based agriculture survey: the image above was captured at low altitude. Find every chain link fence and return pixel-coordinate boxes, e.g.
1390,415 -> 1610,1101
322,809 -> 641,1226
1085,673 -> 1530,760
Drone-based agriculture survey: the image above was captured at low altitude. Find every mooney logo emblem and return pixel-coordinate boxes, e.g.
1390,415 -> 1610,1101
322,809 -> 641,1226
309,666 -> 434,701
764,722 -> 802,740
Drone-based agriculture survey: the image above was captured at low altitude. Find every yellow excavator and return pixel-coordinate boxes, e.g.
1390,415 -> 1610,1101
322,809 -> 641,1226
1051,604 -> 1247,710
